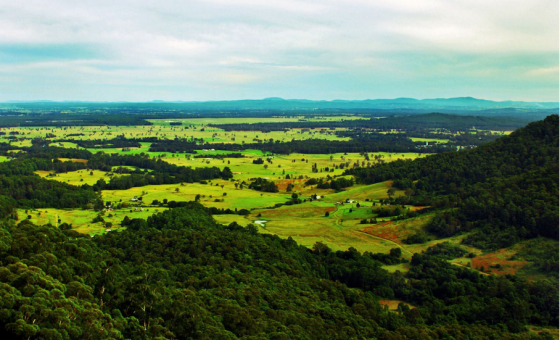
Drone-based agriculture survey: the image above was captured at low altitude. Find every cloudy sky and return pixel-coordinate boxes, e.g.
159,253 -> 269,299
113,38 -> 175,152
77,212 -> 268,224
0,0 -> 558,102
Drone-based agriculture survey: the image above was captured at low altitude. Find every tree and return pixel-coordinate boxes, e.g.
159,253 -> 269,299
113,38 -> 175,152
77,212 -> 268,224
122,215 -> 132,226
387,188 -> 396,200
405,188 -> 415,198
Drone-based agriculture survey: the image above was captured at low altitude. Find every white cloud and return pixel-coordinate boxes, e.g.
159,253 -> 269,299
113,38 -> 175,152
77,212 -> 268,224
0,0 -> 557,101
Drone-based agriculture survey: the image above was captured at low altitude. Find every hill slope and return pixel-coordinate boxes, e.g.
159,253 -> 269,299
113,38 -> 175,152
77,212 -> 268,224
348,115 -> 559,249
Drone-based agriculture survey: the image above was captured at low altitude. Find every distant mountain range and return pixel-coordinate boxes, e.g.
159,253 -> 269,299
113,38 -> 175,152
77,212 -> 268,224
1,97 -> 558,119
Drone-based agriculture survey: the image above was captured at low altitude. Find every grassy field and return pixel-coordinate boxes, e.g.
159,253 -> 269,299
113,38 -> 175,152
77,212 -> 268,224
102,181 -> 292,210
409,137 -> 449,144
246,181 -> 414,255
163,151 -> 427,182
18,207 -> 166,236
35,169 -> 128,186
0,123 -> 352,146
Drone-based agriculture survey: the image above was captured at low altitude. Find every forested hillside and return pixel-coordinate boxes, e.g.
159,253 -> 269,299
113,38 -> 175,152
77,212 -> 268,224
0,204 -> 557,339
347,115 -> 559,249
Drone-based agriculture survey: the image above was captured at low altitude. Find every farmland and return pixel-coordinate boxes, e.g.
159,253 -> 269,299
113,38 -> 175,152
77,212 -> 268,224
1,114 -> 547,278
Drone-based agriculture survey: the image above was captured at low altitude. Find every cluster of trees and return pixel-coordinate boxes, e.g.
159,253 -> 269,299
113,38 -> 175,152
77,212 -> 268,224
0,147 -> 238,217
148,139 -> 199,153
0,156 -> 101,218
193,153 -> 244,159
313,177 -> 355,190
63,136 -> 157,149
0,205 -> 556,338
348,115 -> 559,250
248,178 -> 279,192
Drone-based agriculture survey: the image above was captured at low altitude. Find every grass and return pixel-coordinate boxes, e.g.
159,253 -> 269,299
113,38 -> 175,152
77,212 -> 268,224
35,169 -> 128,186
378,300 -> 415,311
214,214 -> 252,226
0,122 -> 353,147
409,137 -> 449,144
101,181 -> 291,210
18,207 -> 166,236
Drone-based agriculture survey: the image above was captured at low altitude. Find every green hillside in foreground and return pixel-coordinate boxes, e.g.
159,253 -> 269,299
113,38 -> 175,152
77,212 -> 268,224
0,204 -> 558,339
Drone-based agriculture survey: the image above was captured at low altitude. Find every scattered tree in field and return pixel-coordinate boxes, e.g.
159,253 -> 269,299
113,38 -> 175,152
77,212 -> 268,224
387,188 -> 396,199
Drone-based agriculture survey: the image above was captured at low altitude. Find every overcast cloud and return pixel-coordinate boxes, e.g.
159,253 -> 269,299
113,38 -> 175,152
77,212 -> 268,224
0,0 -> 557,101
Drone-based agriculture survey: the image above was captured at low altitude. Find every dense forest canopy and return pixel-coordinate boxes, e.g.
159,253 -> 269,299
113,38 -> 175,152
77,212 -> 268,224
0,204 -> 557,339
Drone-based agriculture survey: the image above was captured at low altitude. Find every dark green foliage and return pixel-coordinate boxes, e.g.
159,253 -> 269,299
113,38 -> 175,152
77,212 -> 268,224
404,232 -> 428,244
348,115 -> 559,250
0,205 -> 556,338
248,178 -> 279,192
0,175 -> 99,213
512,238 -> 559,275
315,177 -> 354,190
423,242 -> 467,259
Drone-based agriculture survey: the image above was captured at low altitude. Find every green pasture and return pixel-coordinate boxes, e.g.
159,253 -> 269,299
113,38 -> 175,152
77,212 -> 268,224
101,181 -> 291,211
0,123 -> 352,147
410,137 -> 449,144
50,142 -> 78,148
247,181 -> 426,256
18,207 -> 166,236
35,169 -> 128,186
163,152 -> 427,182
214,214 -> 253,226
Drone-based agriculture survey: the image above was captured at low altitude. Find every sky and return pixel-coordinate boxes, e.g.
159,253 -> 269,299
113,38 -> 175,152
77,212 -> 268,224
0,0 -> 558,102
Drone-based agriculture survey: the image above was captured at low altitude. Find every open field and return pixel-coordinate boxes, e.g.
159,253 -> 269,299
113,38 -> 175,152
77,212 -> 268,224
246,181 -> 427,257
0,123 -> 352,146
35,169 -> 128,186
102,181 -> 292,210
18,207 -> 166,236
378,300 -> 415,311
163,151 -> 427,182
409,137 -> 449,143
